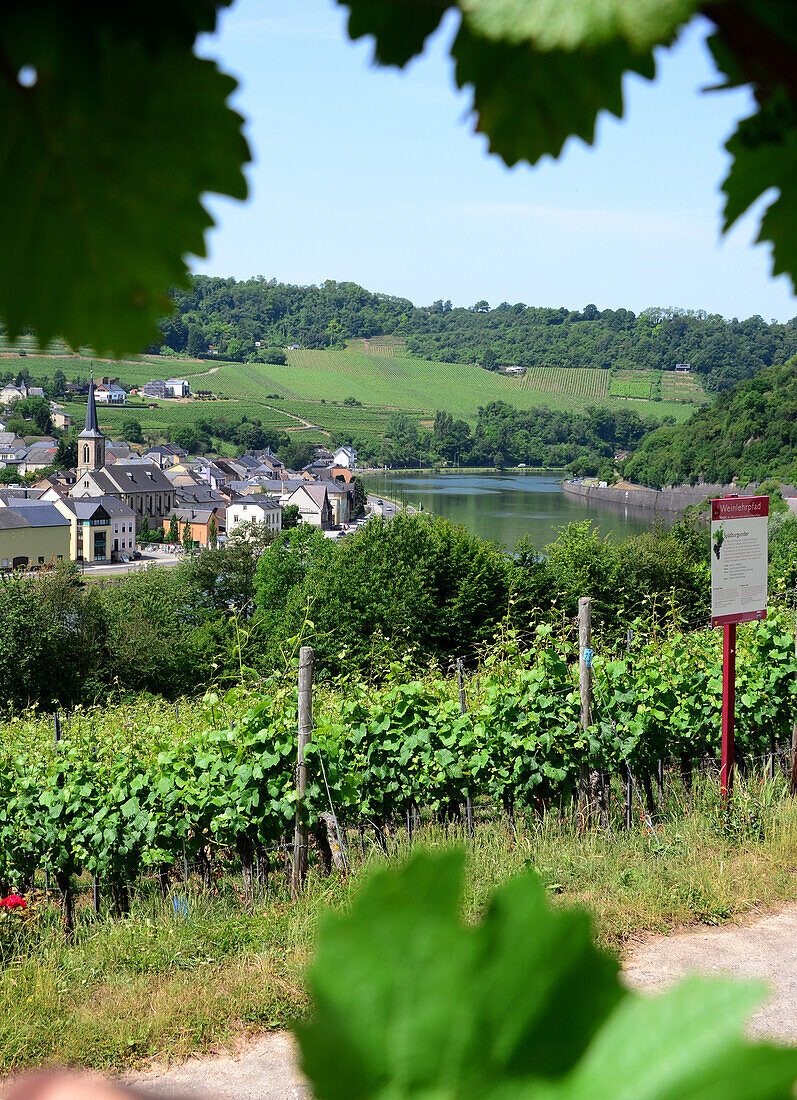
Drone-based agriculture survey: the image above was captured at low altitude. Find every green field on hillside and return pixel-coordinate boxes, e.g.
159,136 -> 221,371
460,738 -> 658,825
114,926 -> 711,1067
6,348 -> 702,446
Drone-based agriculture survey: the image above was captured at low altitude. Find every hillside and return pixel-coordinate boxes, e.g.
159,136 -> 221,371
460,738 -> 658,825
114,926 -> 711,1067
161,275 -> 797,393
10,346 -> 699,468
623,358 -> 797,488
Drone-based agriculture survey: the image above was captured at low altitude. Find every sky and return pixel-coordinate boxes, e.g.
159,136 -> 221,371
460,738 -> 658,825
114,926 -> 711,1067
194,0 -> 796,322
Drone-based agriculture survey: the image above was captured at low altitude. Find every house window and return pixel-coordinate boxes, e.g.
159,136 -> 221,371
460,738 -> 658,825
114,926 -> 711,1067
38,556 -> 44,564
57,555 -> 63,562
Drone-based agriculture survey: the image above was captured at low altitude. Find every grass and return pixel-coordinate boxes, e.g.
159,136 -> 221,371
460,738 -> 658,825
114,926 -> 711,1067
2,768 -> 797,1073
4,349 -> 700,450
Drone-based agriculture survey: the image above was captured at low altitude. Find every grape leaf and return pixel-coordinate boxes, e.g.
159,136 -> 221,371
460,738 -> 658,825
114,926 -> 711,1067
298,850 -> 624,1100
0,3 -> 249,355
721,89 -> 797,292
458,0 -> 700,52
298,851 -> 797,1100
452,21 -> 656,165
336,0 -> 454,68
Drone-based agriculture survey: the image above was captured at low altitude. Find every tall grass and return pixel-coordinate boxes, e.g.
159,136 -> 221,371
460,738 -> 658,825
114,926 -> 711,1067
2,768 -> 796,1073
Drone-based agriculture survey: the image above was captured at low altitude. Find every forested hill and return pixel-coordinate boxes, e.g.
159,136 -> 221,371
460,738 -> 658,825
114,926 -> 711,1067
162,276 -> 797,394
623,358 -> 797,488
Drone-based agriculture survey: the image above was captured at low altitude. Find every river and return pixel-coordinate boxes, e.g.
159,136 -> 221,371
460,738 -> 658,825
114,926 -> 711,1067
363,470 -> 661,550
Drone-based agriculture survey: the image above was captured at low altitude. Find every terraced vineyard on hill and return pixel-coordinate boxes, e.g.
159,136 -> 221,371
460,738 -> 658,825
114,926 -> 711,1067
519,366 -> 610,398
609,370 -> 654,399
5,346 -> 703,451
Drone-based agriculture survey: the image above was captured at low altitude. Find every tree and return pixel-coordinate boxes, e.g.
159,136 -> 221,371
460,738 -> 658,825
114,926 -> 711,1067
335,2 -> 797,292
351,476 -> 367,517
480,348 -> 498,371
281,504 -> 300,530
187,325 -> 206,358
172,425 -> 199,453
139,515 -> 151,544
278,440 -> 314,471
1,2 -> 795,364
51,369 -> 67,398
208,515 -> 218,549
182,519 -> 194,552
121,418 -> 144,444
168,514 -> 179,544
54,435 -> 77,469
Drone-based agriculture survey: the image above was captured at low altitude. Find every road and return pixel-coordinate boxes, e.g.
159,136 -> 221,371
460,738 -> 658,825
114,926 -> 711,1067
80,548 -> 185,578
366,494 -> 417,519
125,902 -> 797,1100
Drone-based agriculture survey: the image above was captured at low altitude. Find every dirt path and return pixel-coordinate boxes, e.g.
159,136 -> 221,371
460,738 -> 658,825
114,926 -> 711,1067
623,902 -> 797,1041
125,904 -> 797,1099
127,1033 -> 308,1100
261,403 -> 328,435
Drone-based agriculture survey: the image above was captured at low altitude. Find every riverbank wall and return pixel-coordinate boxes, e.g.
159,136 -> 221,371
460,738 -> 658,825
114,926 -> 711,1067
562,480 -> 797,514
563,481 -> 731,514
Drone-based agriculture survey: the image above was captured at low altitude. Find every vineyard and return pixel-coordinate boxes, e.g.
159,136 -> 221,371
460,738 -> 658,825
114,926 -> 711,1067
4,349 -> 705,456
519,366 -> 610,398
609,370 -> 653,399
58,398 -> 301,438
350,336 -> 408,357
1,603 -> 795,925
661,370 -> 709,403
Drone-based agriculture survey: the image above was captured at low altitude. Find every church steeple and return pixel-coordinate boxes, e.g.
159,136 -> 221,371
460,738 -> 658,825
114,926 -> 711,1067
78,372 -> 105,476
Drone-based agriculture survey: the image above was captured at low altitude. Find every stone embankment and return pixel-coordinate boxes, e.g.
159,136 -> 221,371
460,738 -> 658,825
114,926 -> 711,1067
563,479 -> 797,515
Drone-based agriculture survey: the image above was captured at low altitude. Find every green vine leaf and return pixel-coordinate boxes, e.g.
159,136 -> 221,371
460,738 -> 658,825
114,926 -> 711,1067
335,0 -> 454,68
299,851 -> 797,1100
0,4 -> 250,355
298,850 -> 624,1100
452,21 -> 657,165
458,0 -> 700,51
720,89 -> 797,292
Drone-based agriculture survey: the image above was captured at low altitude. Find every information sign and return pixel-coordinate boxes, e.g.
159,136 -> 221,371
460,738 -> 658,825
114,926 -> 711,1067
710,495 -> 769,627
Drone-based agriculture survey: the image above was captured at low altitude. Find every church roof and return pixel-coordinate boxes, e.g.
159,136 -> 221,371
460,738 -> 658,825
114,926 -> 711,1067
79,376 -> 104,440
80,462 -> 174,494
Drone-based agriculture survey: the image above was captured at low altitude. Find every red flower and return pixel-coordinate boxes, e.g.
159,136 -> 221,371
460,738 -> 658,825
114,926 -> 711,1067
0,895 -> 26,910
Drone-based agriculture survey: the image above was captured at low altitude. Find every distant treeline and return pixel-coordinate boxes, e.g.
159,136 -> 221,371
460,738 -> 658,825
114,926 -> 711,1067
158,276 -> 797,393
623,358 -> 797,488
344,402 -> 663,478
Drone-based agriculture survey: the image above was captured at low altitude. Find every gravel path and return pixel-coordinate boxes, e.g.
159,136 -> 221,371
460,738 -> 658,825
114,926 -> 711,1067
127,1033 -> 309,1100
126,904 -> 797,1099
624,902 -> 797,1042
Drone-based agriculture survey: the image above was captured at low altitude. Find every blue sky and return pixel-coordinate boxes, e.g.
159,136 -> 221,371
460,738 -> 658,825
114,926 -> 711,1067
195,1 -> 796,322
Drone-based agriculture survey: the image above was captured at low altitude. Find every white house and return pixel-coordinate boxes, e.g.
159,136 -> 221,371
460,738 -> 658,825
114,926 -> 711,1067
166,379 -> 191,397
226,498 -> 283,537
94,380 -> 127,405
287,484 -> 333,529
332,445 -> 357,469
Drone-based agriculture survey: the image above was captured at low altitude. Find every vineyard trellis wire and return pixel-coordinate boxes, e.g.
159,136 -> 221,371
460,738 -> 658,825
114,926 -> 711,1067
1,590 -> 796,937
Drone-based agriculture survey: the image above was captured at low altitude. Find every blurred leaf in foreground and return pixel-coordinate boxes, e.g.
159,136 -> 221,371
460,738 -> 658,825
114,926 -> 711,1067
0,2 -> 250,356
299,850 -> 797,1100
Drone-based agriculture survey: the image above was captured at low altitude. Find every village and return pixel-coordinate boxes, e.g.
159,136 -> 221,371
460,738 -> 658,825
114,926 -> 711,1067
0,375 -> 372,571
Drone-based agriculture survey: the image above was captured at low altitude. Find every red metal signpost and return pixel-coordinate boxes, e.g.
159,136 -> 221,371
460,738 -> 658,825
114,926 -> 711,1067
710,495 -> 769,800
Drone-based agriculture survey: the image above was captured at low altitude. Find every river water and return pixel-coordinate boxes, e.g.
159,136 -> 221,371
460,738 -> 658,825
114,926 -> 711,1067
363,470 -> 660,550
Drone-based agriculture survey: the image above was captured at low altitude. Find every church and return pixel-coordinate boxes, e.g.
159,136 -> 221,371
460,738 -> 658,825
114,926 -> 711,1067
69,377 -> 175,533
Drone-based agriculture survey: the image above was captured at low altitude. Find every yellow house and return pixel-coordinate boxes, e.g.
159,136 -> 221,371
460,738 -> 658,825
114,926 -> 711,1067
53,497 -> 137,562
0,502 -> 70,570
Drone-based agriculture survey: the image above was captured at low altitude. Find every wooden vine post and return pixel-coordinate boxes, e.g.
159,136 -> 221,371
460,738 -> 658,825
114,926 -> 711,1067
291,646 -> 314,898
577,598 -> 608,829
